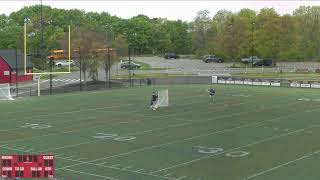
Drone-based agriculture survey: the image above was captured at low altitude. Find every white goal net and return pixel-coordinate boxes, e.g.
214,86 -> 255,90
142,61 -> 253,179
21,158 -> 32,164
156,89 -> 169,107
0,83 -> 14,100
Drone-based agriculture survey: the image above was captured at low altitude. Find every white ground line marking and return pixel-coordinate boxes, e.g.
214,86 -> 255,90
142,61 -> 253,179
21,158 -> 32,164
122,166 -> 132,170
151,124 -> 320,173
62,168 -> 120,180
63,156 -> 73,159
246,149 -> 320,179
0,93 -> 212,143
57,105 -> 316,171
46,99 -> 302,153
0,95 -> 310,176
40,99 -> 254,152
164,173 -> 172,177
177,176 -> 187,180
5,89 -> 288,136
136,169 -> 144,172
2,92 -> 203,117
97,162 -> 107,165
74,158 -> 86,161
3,91 -> 155,122
0,145 -> 175,179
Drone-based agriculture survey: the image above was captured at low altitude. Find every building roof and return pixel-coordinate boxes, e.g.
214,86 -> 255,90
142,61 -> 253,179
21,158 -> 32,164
0,49 -> 33,69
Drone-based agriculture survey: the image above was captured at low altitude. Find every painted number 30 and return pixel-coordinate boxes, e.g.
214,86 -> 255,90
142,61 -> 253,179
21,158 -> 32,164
93,133 -> 136,141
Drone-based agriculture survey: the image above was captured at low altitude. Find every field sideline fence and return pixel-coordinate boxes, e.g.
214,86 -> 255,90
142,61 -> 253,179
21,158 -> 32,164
7,75 -> 320,98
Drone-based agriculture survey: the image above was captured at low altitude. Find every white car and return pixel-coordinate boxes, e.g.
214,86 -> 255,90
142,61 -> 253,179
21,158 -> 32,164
55,60 -> 74,67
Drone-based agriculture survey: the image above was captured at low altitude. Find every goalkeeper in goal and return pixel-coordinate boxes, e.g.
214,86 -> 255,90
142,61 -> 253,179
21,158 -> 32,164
150,91 -> 158,110
149,90 -> 169,110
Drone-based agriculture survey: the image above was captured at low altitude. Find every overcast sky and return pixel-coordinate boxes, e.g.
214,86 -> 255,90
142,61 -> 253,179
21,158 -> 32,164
1,1 -> 319,21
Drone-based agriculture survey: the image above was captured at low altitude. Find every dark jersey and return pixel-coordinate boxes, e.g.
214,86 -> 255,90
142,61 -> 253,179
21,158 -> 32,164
152,94 -> 158,101
209,89 -> 215,95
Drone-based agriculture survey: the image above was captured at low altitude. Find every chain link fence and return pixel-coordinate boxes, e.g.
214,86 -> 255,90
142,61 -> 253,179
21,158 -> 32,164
9,74 -> 320,98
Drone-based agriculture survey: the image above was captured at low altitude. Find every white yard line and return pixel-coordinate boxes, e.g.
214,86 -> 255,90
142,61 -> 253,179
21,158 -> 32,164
2,120 -> 320,180
56,105 -> 317,171
177,176 -> 187,180
246,149 -> 320,179
41,100 -> 302,153
0,93 -> 208,134
31,97 -> 252,151
151,124 -> 320,174
0,143 -> 177,180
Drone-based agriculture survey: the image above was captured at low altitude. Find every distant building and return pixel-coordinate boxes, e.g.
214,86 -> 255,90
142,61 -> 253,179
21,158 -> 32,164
0,50 -> 33,84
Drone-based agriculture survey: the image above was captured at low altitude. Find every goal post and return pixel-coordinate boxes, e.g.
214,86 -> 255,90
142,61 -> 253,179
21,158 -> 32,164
156,89 -> 169,107
0,83 -> 14,100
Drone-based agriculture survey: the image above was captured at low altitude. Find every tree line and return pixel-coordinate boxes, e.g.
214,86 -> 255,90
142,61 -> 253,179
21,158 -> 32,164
0,5 -> 319,63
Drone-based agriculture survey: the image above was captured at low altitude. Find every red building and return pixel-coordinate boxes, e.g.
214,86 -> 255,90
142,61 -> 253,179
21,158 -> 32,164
0,50 -> 33,84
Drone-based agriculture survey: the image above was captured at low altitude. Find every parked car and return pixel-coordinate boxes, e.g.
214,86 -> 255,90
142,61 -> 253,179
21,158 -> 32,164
120,61 -> 141,69
55,60 -> 74,67
241,56 -> 262,64
253,59 -> 275,66
164,53 -> 180,59
202,55 -> 224,63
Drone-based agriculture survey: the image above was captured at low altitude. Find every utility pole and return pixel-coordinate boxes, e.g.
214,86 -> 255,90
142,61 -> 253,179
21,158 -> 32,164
128,48 -> 132,87
251,22 -> 255,67
108,49 -> 111,88
15,49 -> 18,97
106,47 -> 110,88
40,0 -> 44,70
79,47 -> 82,91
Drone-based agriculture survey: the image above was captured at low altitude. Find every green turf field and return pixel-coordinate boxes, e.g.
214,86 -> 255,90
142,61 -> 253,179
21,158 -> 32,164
0,84 -> 320,180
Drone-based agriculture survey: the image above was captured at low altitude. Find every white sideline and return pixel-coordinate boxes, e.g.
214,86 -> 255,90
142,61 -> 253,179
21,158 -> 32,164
246,149 -> 320,179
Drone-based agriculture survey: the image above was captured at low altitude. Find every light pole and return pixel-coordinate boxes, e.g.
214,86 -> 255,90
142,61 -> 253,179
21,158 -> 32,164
79,47 -> 82,91
251,22 -> 255,67
128,47 -> 132,87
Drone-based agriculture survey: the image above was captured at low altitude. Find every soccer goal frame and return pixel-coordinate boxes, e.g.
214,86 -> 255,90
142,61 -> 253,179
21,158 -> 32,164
24,23 -> 72,75
155,89 -> 169,107
0,83 -> 14,100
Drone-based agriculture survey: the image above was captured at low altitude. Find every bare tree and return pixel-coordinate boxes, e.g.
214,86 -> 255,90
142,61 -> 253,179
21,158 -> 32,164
60,26 -> 106,84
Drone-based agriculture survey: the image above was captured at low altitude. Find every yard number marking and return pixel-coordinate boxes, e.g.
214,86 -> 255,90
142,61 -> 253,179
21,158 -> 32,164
93,133 -> 136,142
21,123 -> 51,129
195,146 -> 224,154
195,146 -> 250,158
226,151 -> 249,157
298,98 -> 320,102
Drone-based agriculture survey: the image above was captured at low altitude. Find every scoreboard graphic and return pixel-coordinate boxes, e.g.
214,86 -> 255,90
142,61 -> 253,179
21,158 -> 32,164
0,155 -> 54,178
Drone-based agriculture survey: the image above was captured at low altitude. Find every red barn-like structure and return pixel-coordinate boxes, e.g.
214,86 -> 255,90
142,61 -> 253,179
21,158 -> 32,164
0,50 -> 33,84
